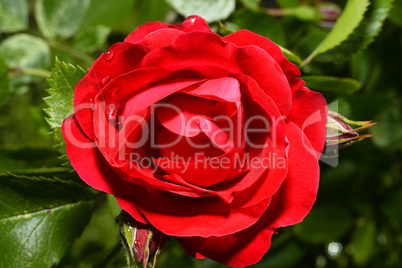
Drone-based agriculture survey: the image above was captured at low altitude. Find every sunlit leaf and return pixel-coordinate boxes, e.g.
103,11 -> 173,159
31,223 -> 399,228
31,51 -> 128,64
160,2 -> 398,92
302,75 -> 361,95
73,25 -> 111,53
303,0 -> 370,65
0,0 -> 28,32
43,59 -> 86,163
35,0 -> 90,39
165,0 -> 235,22
315,0 -> 394,62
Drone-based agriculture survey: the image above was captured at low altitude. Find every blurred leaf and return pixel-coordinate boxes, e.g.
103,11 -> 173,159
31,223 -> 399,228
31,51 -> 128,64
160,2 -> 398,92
43,59 -> 86,162
82,0 -> 136,29
0,146 -> 61,173
230,9 -> 286,46
0,58 -> 9,107
294,205 -> 354,244
35,0 -> 90,39
380,187 -> 402,229
303,0 -> 370,65
0,34 -> 51,71
370,101 -> 402,151
165,0 -> 235,23
275,0 -> 299,8
73,25 -> 111,53
252,241 -> 307,268
389,0 -> 402,27
302,75 -> 361,95
0,0 -> 28,32
239,0 -> 260,10
278,45 -> 302,65
315,0 -> 394,62
351,219 -> 377,264
125,0 -> 170,32
0,173 -> 94,267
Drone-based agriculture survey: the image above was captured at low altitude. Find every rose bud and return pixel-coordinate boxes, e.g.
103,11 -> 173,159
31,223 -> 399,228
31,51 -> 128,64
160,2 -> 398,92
118,211 -> 169,267
62,16 -> 328,267
325,110 -> 376,155
318,3 -> 342,28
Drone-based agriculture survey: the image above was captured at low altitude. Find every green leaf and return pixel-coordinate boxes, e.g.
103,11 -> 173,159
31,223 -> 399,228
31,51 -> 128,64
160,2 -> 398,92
389,0 -> 402,27
275,0 -> 299,8
0,0 -> 28,32
81,0 -> 136,29
351,220 -> 377,264
239,0 -> 260,10
0,57 -> 9,107
315,0 -> 394,62
165,0 -> 235,23
230,9 -> 286,46
303,0 -> 370,65
0,173 -> 94,267
278,45 -> 302,65
43,59 -> 87,162
73,25 -> 111,53
302,75 -> 362,95
35,0 -> 90,39
0,146 -> 62,173
0,34 -> 51,71
294,205 -> 354,244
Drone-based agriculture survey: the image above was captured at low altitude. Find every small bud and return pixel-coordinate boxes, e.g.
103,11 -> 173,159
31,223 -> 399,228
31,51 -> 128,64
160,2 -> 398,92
325,110 -> 376,156
318,3 -> 342,28
117,211 -> 169,268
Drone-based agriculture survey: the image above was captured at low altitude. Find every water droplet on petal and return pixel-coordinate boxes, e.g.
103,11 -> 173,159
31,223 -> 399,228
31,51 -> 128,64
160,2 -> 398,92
107,103 -> 118,121
104,48 -> 115,61
101,76 -> 112,86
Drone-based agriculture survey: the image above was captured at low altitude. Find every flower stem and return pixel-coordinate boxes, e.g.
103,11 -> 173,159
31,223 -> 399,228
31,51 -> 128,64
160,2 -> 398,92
47,39 -> 96,64
10,67 -> 51,79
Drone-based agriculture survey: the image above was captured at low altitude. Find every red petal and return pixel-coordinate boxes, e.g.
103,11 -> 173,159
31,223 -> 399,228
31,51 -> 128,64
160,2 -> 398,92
115,195 -> 149,224
125,16 -> 211,44
154,149 -> 245,187
286,87 -> 327,158
180,217 -> 275,268
141,31 -> 292,115
61,115 -> 135,196
74,42 -> 146,139
265,122 -> 320,228
135,185 -> 271,237
223,29 -> 304,92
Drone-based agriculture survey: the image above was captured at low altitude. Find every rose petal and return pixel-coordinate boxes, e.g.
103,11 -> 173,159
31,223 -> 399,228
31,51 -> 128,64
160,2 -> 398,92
286,87 -> 327,158
125,16 -> 211,44
135,185 -> 271,237
141,31 -> 292,115
115,195 -> 149,224
223,29 -> 304,92
154,149 -> 245,187
180,214 -> 275,268
61,115 -> 135,196
265,122 -> 320,228
74,42 -> 146,139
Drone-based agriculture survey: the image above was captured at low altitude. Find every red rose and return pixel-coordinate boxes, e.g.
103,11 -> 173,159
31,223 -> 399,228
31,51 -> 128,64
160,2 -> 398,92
62,16 -> 327,267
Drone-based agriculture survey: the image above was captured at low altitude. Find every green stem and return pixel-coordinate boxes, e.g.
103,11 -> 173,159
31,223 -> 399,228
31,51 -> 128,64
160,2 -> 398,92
47,39 -> 95,64
10,67 -> 51,79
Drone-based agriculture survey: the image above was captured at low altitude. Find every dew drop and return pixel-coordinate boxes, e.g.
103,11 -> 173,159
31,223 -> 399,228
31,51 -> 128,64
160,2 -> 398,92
101,76 -> 112,86
104,48 -> 115,61
107,103 -> 119,121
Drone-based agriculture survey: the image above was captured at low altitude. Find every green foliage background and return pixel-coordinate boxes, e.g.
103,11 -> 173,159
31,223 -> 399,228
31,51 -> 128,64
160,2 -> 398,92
0,0 -> 401,267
